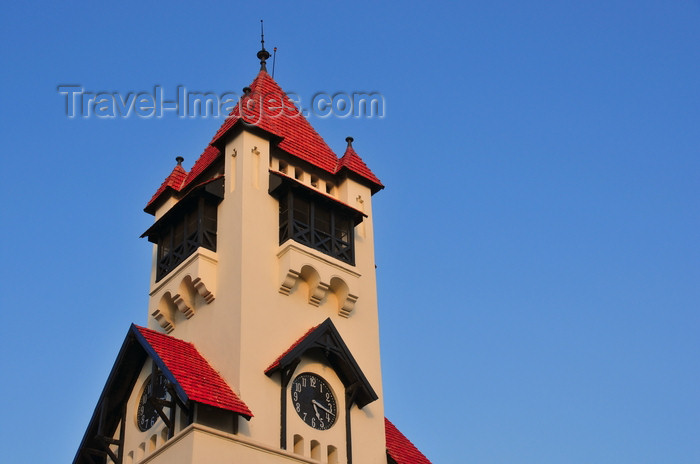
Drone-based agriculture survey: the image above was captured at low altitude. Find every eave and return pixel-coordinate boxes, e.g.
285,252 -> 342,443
265,318 -> 378,409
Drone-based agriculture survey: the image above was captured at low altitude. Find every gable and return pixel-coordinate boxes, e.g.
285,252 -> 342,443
133,325 -> 252,417
145,70 -> 383,214
73,325 -> 251,464
210,70 -> 339,173
265,318 -> 378,409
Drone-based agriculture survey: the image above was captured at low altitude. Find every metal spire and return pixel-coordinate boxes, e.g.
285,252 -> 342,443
257,20 -> 271,71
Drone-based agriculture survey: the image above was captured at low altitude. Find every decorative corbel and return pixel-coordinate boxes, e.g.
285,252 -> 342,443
172,293 -> 194,319
339,293 -> 359,318
279,269 -> 301,295
151,308 -> 174,333
192,277 -> 215,303
309,281 -> 331,307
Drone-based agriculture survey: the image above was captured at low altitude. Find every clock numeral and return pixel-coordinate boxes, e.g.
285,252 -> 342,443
291,373 -> 337,431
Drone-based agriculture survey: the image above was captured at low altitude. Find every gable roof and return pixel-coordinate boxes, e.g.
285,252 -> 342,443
265,323 -> 320,373
265,318 -> 378,409
73,324 -> 251,464
146,162 -> 188,213
146,70 -> 382,213
211,70 -> 339,173
133,325 -> 252,417
337,139 -> 383,191
385,417 -> 432,464
180,145 -> 222,195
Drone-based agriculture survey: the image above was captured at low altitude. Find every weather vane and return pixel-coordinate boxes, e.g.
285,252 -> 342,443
257,20 -> 271,71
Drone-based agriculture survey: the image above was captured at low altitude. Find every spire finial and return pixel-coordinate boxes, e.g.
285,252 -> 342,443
257,20 -> 271,71
272,47 -> 277,78
176,156 -> 184,166
346,136 -> 354,147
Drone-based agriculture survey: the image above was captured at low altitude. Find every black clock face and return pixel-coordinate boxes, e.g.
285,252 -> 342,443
137,373 -> 169,431
291,373 -> 337,430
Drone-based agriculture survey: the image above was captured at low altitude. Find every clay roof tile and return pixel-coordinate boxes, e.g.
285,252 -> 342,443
146,70 -> 382,210
337,142 -> 384,190
385,417 -> 432,464
134,325 -> 252,418
146,163 -> 188,210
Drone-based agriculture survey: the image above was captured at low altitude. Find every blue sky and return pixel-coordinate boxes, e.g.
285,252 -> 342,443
1,1 -> 699,463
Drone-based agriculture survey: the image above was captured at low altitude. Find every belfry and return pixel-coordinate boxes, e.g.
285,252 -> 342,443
73,41 -> 430,464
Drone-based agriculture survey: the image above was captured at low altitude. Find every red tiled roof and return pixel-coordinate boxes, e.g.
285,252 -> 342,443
134,325 -> 253,418
385,418 -> 431,464
264,324 -> 320,374
337,143 -> 383,189
145,146 -> 222,212
146,70 -> 382,212
146,163 -> 188,209
211,70 -> 339,173
181,145 -> 221,191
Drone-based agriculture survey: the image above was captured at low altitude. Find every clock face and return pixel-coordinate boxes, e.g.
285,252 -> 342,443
137,373 -> 169,431
291,373 -> 337,430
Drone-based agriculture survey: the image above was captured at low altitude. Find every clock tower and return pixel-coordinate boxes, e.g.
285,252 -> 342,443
73,43 -> 430,464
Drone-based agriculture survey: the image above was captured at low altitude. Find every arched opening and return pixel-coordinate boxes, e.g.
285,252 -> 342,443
179,275 -> 197,305
310,440 -> 321,460
153,293 -> 177,332
175,275 -> 198,318
329,277 -> 349,314
160,427 -> 169,445
327,445 -> 338,464
299,265 -> 323,306
293,434 -> 304,455
148,433 -> 157,452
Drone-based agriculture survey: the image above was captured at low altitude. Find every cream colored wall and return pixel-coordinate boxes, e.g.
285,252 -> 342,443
119,359 -> 187,464
145,128 -> 386,463
142,424 -> 325,464
285,357 -> 347,462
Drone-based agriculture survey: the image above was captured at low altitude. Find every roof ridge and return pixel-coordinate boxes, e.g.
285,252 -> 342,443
264,323 -> 320,373
337,141 -> 384,190
146,70 -> 383,212
384,417 -> 432,464
210,70 -> 339,172
146,162 -> 188,210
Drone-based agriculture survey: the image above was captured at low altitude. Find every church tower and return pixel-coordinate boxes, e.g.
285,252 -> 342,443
73,41 -> 430,464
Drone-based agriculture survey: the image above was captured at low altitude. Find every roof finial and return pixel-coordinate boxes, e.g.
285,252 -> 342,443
346,136 -> 354,147
176,156 -> 184,166
272,47 -> 277,78
257,20 -> 271,71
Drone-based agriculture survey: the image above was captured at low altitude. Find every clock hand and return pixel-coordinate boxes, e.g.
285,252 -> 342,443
312,399 -> 335,416
312,402 -> 322,420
